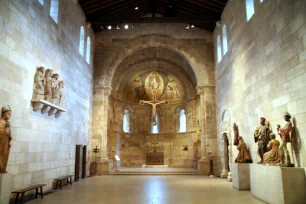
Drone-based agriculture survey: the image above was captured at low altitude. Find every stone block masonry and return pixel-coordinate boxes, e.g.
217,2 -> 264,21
0,0 -> 94,192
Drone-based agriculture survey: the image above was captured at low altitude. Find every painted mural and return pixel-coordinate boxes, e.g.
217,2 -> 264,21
124,71 -> 186,103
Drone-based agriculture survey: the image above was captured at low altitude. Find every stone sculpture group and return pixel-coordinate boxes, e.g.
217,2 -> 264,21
233,112 -> 294,167
33,67 -> 64,106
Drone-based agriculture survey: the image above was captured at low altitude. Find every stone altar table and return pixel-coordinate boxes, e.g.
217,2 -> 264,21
146,152 -> 164,165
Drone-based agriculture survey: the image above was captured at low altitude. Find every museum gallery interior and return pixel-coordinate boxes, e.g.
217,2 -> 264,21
0,0 -> 306,203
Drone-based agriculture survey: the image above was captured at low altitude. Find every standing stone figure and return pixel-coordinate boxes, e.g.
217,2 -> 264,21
235,136 -> 252,163
254,117 -> 272,164
277,112 -> 293,166
263,133 -> 282,166
0,106 -> 12,174
58,80 -> 65,106
33,67 -> 45,100
233,123 -> 239,146
44,69 -> 53,102
222,133 -> 230,173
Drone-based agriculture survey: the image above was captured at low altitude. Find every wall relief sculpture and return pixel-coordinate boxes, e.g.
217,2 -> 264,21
31,67 -> 66,118
0,106 -> 12,174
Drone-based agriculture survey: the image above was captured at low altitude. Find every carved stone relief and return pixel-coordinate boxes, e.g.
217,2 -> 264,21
31,67 -> 66,118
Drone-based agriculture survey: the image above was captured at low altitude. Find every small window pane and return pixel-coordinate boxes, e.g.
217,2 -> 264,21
246,0 -> 255,21
86,37 -> 91,64
79,27 -> 85,56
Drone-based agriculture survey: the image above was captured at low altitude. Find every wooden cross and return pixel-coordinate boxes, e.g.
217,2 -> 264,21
139,90 -> 167,126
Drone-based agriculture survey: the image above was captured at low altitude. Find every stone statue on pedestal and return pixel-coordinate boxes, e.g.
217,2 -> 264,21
0,106 -> 12,174
235,136 -> 252,163
263,133 -> 282,166
254,117 -> 272,164
277,112 -> 293,166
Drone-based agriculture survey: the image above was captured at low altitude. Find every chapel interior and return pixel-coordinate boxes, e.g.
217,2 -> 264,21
0,0 -> 306,203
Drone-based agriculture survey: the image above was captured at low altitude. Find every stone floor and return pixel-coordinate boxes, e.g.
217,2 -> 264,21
110,167 -> 199,175
28,175 -> 264,204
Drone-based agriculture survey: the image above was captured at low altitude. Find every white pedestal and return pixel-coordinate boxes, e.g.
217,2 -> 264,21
250,164 -> 306,204
0,173 -> 12,204
232,163 -> 250,190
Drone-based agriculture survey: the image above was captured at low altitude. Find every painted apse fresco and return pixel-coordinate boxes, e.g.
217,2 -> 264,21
123,71 -> 186,103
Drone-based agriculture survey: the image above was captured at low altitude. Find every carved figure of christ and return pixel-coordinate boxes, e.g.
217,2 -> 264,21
139,90 -> 167,126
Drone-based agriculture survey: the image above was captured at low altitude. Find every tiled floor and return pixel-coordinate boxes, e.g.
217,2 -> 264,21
28,175 -> 264,204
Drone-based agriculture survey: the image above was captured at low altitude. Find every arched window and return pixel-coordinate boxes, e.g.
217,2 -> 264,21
38,0 -> 44,5
86,36 -> 91,64
151,112 -> 159,134
260,0 -> 264,2
217,35 -> 222,63
246,0 -> 255,21
123,109 -> 131,133
50,0 -> 59,23
179,109 -> 187,133
79,27 -> 85,56
222,25 -> 228,55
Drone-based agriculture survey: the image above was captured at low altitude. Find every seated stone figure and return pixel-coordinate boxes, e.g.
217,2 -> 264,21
235,136 -> 252,163
263,133 -> 282,166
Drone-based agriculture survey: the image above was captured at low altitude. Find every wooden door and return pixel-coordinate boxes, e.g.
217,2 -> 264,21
82,146 -> 87,178
75,145 -> 81,181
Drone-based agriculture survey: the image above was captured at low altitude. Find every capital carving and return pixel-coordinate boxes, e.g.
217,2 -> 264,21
103,87 -> 112,96
197,86 -> 205,96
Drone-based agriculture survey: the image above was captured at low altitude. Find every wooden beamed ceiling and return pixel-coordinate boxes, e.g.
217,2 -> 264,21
78,0 -> 228,33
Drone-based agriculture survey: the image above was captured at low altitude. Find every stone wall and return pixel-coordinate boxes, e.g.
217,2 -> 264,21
108,98 -> 200,167
214,0 -> 306,173
0,0 -> 94,191
93,24 -> 217,174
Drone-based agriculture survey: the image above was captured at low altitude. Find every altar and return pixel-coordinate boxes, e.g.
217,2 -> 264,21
146,152 -> 164,165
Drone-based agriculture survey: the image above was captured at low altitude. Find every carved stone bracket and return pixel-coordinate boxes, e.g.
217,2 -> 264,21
103,87 -> 112,96
31,99 -> 67,118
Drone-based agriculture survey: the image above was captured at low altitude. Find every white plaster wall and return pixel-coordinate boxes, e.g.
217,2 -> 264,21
0,0 -> 94,191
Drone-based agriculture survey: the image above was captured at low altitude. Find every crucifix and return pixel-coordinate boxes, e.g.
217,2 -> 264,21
139,89 -> 168,126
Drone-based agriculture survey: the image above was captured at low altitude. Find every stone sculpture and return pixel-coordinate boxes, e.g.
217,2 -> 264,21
0,106 -> 12,174
235,136 -> 252,163
263,133 -> 282,166
254,117 -> 272,164
233,123 -> 239,146
222,133 -> 230,173
277,112 -> 293,166
33,67 -> 45,100
32,67 -> 65,118
44,69 -> 53,102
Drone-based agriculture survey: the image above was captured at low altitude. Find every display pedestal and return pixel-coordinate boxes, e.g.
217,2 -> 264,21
232,163 -> 250,190
250,164 -> 306,204
96,158 -> 110,175
198,159 -> 209,175
0,173 -> 12,204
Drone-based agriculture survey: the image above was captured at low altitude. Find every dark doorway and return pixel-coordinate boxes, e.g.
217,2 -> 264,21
75,145 -> 82,181
82,146 -> 87,178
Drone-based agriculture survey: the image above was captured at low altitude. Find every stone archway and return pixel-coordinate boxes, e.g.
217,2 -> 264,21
95,34 -> 214,88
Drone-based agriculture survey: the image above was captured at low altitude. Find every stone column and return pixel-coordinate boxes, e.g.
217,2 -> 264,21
94,86 -> 112,175
197,86 -> 217,175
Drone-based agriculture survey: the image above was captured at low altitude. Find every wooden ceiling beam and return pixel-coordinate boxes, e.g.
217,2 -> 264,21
183,0 -> 222,13
90,16 -> 218,25
84,0 -> 126,14
87,0 -> 148,19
